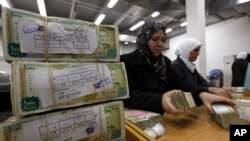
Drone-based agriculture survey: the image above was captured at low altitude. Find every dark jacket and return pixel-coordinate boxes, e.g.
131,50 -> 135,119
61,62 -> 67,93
231,59 -> 249,87
120,49 -> 175,114
171,57 -> 210,105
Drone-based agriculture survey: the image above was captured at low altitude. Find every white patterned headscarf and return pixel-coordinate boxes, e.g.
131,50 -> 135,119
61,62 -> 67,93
236,51 -> 248,59
175,38 -> 202,73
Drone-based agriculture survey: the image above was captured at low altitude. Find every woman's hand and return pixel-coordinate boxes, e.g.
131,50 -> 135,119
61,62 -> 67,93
199,92 -> 235,114
162,89 -> 184,115
208,87 -> 233,97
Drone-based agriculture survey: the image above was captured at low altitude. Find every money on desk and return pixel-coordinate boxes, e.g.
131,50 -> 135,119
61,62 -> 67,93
235,99 -> 250,123
2,7 -> 119,62
170,92 -> 196,110
11,61 -> 129,117
0,101 -> 125,141
124,109 -> 162,130
212,104 -> 242,129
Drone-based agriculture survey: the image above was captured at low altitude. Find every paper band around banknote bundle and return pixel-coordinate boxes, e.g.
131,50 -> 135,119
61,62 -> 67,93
2,7 -> 120,62
11,61 -> 129,117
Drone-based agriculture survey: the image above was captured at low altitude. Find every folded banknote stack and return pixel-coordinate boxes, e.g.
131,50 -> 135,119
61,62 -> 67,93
2,7 -> 120,62
231,87 -> 245,100
0,101 -> 125,141
1,6 -> 129,141
235,99 -> 250,123
212,104 -> 243,129
124,109 -> 162,130
170,92 -> 196,110
11,61 -> 129,117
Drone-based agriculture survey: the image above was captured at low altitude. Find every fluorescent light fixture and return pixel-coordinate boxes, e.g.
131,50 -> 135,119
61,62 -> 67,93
0,71 -> 6,74
180,22 -> 188,27
0,0 -> 11,7
95,14 -> 106,25
37,0 -> 47,16
151,11 -> 160,17
165,28 -> 173,33
107,0 -> 118,8
130,21 -> 145,31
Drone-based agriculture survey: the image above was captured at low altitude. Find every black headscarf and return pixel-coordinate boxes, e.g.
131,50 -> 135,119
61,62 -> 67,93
136,22 -> 167,82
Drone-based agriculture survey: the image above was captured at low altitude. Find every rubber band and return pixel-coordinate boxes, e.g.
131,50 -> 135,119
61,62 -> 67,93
47,63 -> 57,109
44,17 -> 49,62
77,22 -> 90,62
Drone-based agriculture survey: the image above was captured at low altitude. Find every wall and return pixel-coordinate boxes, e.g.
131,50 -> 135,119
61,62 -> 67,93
121,16 -> 250,78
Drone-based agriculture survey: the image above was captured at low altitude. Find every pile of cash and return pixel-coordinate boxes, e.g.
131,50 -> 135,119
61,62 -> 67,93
231,87 -> 245,100
2,7 -> 119,62
0,101 -> 125,141
11,61 -> 129,117
124,109 -> 162,130
235,99 -> 250,123
170,92 -> 196,110
1,6 -> 128,141
212,104 -> 242,129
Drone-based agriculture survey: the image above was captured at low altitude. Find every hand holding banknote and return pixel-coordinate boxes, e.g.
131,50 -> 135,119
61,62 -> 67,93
162,89 -> 184,115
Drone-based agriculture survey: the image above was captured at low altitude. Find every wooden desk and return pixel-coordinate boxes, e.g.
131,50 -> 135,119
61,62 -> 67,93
158,106 -> 229,141
126,94 -> 250,141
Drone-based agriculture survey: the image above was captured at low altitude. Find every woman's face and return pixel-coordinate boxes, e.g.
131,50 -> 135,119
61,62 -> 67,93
147,29 -> 166,57
189,46 -> 201,62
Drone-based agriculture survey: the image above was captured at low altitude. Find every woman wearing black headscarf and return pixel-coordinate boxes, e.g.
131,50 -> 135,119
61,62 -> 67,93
120,22 -> 235,115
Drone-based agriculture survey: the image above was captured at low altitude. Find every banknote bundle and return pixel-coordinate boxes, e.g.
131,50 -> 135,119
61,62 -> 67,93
235,99 -> 250,123
0,101 -> 125,141
211,104 -> 242,129
124,109 -> 162,130
231,87 -> 245,100
170,92 -> 196,110
11,61 -> 129,117
2,7 -> 119,62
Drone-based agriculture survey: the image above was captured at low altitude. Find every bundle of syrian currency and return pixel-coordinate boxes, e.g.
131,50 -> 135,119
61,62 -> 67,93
170,92 -> 196,110
211,104 -> 242,129
235,99 -> 250,123
230,87 -> 245,100
11,61 -> 129,117
2,7 -> 119,62
0,101 -> 125,141
124,109 -> 162,130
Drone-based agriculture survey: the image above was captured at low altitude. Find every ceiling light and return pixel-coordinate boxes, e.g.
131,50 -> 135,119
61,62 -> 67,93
95,14 -> 106,25
107,0 -> 118,8
180,22 -> 188,27
0,71 -> 6,74
165,28 -> 173,33
37,0 -> 47,16
0,0 -> 11,7
151,11 -> 160,17
130,21 -> 145,31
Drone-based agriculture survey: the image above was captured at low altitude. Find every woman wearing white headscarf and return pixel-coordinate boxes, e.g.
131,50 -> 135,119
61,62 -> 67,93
172,38 -> 232,106
232,51 -> 250,86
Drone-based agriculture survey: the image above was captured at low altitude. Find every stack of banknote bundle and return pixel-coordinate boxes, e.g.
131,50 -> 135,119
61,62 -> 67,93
170,92 -> 196,110
11,61 -> 129,117
0,101 -> 125,141
235,99 -> 250,123
212,104 -> 242,129
231,87 -> 245,100
1,6 -> 128,141
124,109 -> 162,130
2,7 -> 119,62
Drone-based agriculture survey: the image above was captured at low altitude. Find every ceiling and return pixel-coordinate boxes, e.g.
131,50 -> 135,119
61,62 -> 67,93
2,0 -> 250,40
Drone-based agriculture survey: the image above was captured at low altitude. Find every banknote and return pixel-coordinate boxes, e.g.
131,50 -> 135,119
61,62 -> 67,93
170,92 -> 196,110
0,101 -> 125,141
211,104 -> 242,129
124,108 -> 162,130
11,61 -> 129,117
231,93 -> 244,100
2,7 -> 119,62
